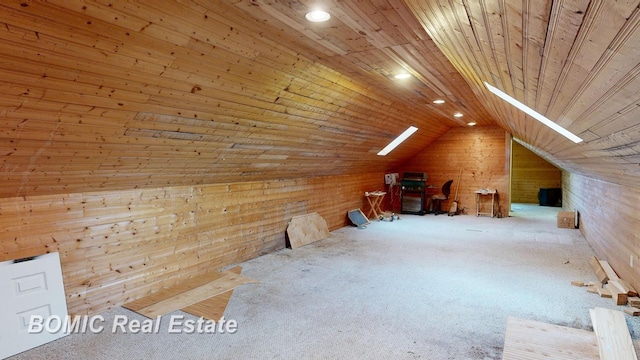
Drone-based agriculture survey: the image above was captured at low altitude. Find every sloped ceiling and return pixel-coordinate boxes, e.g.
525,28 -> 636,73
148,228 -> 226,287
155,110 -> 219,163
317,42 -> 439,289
0,0 -> 638,197
405,0 -> 640,188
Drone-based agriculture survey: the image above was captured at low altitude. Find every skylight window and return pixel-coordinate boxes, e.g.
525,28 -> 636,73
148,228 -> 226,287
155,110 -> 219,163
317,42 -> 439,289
377,126 -> 418,156
484,82 -> 583,143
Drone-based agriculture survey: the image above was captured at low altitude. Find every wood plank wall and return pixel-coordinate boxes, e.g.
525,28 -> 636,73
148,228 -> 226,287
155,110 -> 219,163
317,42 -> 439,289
0,172 -> 383,315
393,126 -> 510,216
563,172 -> 640,292
511,141 -> 561,203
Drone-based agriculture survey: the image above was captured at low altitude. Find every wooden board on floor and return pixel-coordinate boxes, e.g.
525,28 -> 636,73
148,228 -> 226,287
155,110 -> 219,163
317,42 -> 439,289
182,266 -> 242,321
590,307 -> 638,360
502,317 -> 600,360
606,280 -> 628,305
628,297 -> 640,307
590,256 -> 609,284
136,272 -> 257,318
286,212 -> 330,249
123,267 -> 257,318
123,269 -> 233,312
599,260 -> 620,281
619,279 -> 639,297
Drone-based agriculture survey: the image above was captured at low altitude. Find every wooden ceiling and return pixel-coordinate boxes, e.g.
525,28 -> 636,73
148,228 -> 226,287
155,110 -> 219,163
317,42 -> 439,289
0,0 -> 638,197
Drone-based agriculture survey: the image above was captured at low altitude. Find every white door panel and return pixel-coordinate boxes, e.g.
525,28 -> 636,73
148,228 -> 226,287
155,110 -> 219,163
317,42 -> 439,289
0,252 -> 69,359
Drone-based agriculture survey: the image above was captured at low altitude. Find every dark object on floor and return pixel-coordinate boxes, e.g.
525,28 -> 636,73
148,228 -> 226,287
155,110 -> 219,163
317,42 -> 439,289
432,179 -> 453,215
538,188 -> 562,207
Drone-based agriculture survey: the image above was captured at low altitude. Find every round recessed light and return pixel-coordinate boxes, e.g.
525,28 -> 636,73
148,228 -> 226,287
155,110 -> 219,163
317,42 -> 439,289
433,99 -> 445,104
454,112 -> 463,118
467,121 -> 477,126
305,10 -> 331,22
394,73 -> 411,79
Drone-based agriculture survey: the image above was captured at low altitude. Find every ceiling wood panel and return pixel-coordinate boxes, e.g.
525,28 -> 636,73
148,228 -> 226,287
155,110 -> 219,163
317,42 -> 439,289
405,0 -> 640,188
0,0 -> 638,196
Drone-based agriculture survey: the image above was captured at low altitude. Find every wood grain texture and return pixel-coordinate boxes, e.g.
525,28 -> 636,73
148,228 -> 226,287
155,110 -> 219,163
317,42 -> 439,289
405,0 -> 640,189
590,256 -> 609,284
122,270 -> 232,313
181,266 -> 242,322
0,0 -> 498,199
0,0 -> 638,328
590,307 -> 638,360
135,272 -> 257,319
0,172 -> 383,315
394,126 -> 510,217
286,213 -> 330,249
502,316 -> 599,360
511,141 -> 561,203
563,172 -> 640,297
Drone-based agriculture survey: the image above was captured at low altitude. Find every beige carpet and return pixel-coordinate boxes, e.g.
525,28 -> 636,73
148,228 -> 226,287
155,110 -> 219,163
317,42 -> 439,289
8,204 -> 639,359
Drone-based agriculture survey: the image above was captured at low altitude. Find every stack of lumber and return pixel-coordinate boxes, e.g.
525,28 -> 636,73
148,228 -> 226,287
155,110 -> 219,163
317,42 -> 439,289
572,256 -> 640,315
502,307 -> 638,359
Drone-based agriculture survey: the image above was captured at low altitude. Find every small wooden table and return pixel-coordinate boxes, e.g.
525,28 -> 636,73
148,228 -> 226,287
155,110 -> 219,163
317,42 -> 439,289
365,191 -> 386,220
474,189 -> 497,217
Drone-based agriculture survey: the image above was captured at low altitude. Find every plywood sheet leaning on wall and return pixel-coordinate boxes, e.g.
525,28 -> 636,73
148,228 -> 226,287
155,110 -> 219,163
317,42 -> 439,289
286,212 -> 330,249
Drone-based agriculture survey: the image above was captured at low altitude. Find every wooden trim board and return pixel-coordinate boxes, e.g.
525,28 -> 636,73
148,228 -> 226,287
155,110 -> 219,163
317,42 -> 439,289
606,281 -> 628,305
599,260 -> 620,281
502,317 -> 599,359
590,256 -> 609,284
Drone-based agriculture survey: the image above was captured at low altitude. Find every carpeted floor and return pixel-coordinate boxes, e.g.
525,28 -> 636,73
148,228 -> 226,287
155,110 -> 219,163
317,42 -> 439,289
8,204 -> 639,359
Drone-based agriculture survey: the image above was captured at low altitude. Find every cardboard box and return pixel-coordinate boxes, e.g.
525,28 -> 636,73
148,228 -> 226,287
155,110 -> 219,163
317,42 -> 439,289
557,211 -> 576,228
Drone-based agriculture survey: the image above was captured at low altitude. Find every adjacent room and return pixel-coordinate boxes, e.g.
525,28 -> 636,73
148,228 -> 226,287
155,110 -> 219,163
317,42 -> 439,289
1,1 -> 639,359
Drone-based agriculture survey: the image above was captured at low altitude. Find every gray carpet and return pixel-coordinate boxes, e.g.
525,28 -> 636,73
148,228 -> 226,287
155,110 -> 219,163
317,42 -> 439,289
8,204 -> 638,359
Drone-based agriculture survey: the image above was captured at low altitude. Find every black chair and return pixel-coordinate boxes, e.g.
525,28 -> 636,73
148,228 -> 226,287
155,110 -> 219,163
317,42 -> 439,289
431,180 -> 453,215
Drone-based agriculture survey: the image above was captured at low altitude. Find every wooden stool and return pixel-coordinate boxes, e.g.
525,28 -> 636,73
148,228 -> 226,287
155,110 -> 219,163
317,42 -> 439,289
365,191 -> 386,220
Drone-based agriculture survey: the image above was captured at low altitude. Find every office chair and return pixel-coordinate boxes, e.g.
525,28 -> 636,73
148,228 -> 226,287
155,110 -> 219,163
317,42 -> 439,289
431,179 -> 453,215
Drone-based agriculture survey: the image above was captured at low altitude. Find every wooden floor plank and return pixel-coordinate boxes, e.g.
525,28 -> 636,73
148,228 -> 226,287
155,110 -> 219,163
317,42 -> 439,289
123,267 -> 257,318
122,270 -> 230,312
135,272 -> 257,318
502,317 -> 599,359
182,266 -> 242,321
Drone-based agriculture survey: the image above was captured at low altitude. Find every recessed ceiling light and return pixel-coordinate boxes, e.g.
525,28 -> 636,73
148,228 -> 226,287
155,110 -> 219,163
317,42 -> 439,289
305,10 -> 330,22
433,99 -> 445,104
393,73 -> 411,79
454,112 -> 463,118
484,82 -> 583,143
467,122 -> 477,126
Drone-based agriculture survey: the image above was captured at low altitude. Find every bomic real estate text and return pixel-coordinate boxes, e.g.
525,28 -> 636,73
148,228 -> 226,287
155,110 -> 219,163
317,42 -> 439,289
27,314 -> 238,334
